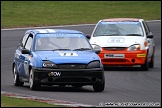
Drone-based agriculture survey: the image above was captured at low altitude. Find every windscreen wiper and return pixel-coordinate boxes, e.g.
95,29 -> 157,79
53,49 -> 72,51
125,34 -> 142,36
101,33 -> 120,36
73,48 -> 91,51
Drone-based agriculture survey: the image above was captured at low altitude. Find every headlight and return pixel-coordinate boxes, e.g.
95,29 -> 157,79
127,44 -> 140,51
42,61 -> 57,68
87,61 -> 100,68
91,44 -> 102,54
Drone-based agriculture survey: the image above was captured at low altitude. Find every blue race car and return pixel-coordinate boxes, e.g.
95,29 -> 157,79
12,29 -> 105,92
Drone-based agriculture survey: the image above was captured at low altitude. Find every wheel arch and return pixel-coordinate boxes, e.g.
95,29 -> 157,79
29,65 -> 32,74
12,62 -> 15,74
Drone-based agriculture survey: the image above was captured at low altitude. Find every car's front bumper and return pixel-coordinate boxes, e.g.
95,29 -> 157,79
98,49 -> 147,66
32,67 -> 104,85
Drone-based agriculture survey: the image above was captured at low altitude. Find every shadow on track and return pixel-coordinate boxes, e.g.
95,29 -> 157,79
104,66 -> 148,71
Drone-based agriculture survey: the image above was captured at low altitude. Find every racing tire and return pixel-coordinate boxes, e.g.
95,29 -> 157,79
93,77 -> 105,92
149,54 -> 154,68
13,64 -> 24,86
141,55 -> 149,71
29,69 -> 41,90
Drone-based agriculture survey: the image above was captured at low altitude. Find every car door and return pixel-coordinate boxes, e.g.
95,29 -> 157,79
15,33 -> 29,77
142,21 -> 154,58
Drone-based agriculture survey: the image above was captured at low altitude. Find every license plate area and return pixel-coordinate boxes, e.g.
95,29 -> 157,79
104,54 -> 125,58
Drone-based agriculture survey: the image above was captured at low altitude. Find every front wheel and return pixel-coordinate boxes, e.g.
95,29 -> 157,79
29,69 -> 41,90
149,54 -> 154,68
93,77 -> 105,92
13,64 -> 24,86
141,55 -> 149,71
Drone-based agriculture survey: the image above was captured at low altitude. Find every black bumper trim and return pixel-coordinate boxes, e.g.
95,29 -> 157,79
32,67 -> 103,72
32,67 -> 104,85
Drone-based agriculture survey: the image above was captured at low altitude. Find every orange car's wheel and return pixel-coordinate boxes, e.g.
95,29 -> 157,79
149,54 -> 154,68
141,54 -> 149,71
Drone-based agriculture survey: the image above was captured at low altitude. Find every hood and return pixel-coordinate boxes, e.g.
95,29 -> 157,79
89,36 -> 144,47
35,51 -> 99,64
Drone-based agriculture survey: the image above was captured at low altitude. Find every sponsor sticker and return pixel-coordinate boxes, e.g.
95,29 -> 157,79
100,22 -> 140,25
36,33 -> 84,38
104,54 -> 125,58
48,72 -> 61,77
137,54 -> 146,57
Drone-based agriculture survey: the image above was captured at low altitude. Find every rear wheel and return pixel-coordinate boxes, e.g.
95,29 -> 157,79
93,77 -> 105,92
13,64 -> 24,86
141,55 -> 149,71
29,69 -> 41,90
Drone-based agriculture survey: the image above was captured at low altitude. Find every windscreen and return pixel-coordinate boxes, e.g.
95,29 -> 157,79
93,22 -> 143,37
34,33 -> 92,51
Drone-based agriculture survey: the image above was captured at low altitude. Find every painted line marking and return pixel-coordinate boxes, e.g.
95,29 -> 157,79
1,20 -> 161,31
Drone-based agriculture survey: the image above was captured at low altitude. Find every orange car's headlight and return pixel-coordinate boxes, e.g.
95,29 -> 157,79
127,44 -> 140,51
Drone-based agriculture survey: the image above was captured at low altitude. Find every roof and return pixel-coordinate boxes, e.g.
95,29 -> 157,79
25,29 -> 82,34
101,18 -> 141,22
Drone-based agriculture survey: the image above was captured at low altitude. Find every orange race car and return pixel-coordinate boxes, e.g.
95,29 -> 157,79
88,18 -> 155,71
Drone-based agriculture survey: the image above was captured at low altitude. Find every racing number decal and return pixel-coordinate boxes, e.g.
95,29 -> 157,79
57,52 -> 78,56
108,37 -> 125,43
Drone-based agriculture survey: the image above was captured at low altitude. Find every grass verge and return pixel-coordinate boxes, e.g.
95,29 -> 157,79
1,1 -> 161,28
1,95 -> 66,107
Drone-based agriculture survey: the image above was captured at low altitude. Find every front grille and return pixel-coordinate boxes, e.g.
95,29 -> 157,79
57,64 -> 87,69
54,78 -> 91,83
103,47 -> 126,51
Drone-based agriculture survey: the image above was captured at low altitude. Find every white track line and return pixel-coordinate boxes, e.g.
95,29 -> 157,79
1,20 -> 161,31
1,24 -> 96,31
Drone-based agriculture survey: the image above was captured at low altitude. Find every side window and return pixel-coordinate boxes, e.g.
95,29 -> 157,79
24,35 -> 33,50
142,21 -> 150,35
18,34 -> 29,50
144,21 -> 151,32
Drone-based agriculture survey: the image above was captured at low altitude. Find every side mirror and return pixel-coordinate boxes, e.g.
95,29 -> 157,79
147,34 -> 153,38
86,34 -> 91,40
22,49 -> 30,54
91,44 -> 101,54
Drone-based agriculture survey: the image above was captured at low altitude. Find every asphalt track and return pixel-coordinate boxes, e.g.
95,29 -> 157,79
1,21 -> 161,107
